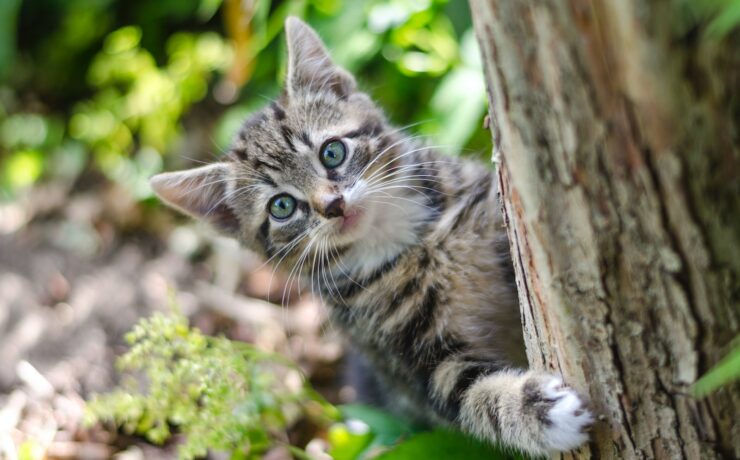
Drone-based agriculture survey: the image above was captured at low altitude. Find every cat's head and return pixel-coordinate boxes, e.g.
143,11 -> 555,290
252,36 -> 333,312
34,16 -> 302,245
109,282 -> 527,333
151,17 -> 433,274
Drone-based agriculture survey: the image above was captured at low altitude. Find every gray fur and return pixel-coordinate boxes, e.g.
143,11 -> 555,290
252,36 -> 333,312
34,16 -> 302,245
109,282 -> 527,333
151,16 -> 593,455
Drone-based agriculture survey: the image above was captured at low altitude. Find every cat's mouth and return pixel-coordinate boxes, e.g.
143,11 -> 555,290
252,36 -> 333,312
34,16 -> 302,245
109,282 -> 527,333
339,209 -> 364,234
328,208 -> 366,245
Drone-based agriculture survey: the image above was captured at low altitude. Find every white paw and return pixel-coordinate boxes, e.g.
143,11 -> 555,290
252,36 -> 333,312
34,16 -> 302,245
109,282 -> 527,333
540,376 -> 594,452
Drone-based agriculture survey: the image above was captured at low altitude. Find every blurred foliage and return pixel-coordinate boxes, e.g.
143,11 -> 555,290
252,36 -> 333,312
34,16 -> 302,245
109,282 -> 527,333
1,0 -> 739,200
674,0 -> 740,37
0,0 -> 490,201
87,310 -> 523,459
330,405 -> 523,460
329,404 -> 419,459
85,309 -> 340,459
374,430 -> 522,460
692,336 -> 740,398
69,26 -> 232,198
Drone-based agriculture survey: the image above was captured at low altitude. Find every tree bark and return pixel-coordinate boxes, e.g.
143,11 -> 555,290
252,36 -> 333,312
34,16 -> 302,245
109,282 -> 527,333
468,1 -> 739,459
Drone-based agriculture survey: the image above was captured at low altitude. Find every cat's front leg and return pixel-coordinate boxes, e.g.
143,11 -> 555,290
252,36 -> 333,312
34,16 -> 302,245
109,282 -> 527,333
434,365 -> 593,455
461,371 -> 593,455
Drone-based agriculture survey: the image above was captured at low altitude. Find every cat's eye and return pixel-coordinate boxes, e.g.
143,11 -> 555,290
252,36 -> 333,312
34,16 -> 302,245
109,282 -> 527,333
269,194 -> 297,220
320,139 -> 346,169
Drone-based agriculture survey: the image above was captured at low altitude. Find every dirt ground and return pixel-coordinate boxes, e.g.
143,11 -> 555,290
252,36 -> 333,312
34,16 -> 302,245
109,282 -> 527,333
0,182 -> 347,459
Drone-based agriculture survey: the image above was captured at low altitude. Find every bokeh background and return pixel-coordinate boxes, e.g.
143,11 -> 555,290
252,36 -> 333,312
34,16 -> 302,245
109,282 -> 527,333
0,0 -> 490,458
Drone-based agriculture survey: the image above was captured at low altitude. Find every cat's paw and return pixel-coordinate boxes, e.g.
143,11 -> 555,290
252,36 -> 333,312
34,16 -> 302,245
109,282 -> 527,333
524,374 -> 594,452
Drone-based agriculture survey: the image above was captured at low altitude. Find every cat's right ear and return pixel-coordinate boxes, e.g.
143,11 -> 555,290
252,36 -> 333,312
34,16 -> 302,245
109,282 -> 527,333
284,16 -> 356,98
150,163 -> 241,236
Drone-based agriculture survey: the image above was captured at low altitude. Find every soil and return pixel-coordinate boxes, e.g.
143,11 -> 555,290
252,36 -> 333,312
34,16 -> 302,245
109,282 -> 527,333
0,183 -> 346,459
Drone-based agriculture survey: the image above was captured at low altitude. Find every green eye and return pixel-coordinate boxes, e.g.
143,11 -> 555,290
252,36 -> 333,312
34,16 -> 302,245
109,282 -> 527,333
269,194 -> 296,219
320,140 -> 346,169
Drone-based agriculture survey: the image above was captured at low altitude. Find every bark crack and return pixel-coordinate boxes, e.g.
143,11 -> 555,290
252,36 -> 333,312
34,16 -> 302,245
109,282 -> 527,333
623,96 -> 707,377
498,165 -> 549,369
469,0 -> 739,456
595,143 -> 640,457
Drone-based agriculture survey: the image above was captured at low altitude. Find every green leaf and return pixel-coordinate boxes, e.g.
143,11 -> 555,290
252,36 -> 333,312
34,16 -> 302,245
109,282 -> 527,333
334,405 -> 422,460
328,423 -> 374,460
707,0 -> 740,37
339,404 -> 419,443
2,150 -> 44,190
426,29 -> 486,155
17,439 -> 43,460
86,311 -> 335,459
0,0 -> 21,81
197,0 -> 223,21
374,429 -> 522,460
693,337 -> 740,397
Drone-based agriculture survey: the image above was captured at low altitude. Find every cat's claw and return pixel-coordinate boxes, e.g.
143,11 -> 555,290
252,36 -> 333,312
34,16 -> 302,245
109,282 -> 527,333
540,376 -> 594,452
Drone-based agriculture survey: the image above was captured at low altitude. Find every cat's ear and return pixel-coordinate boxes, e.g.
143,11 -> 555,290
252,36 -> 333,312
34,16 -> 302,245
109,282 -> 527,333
150,163 -> 240,236
284,16 -> 356,98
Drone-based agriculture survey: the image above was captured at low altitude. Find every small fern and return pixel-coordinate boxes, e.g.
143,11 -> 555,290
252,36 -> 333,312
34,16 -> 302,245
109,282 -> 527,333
85,309 -> 524,459
85,310 -> 338,459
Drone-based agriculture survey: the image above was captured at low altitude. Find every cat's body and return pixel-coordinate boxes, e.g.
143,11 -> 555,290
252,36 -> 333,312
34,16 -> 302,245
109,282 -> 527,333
321,141 -> 525,422
151,17 -> 593,456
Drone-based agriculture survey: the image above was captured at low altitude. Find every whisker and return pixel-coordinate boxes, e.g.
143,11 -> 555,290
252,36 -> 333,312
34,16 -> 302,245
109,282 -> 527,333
265,229 -> 313,302
319,238 -> 338,301
355,135 -> 433,179
257,226 -> 311,271
383,119 -> 435,137
363,159 -> 459,182
309,233 -> 325,307
363,198 -> 410,214
365,193 -> 440,213
366,184 -> 447,199
364,174 -> 446,190
328,243 -> 365,296
365,179 -> 449,194
323,241 -> 347,305
361,144 -> 449,185
283,232 -> 316,307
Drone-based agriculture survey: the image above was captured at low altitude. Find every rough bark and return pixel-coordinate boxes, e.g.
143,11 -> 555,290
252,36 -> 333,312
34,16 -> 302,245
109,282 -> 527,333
468,1 -> 739,459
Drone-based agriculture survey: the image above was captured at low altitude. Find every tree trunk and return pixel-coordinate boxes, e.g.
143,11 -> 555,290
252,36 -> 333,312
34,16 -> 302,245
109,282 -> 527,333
468,1 -> 739,458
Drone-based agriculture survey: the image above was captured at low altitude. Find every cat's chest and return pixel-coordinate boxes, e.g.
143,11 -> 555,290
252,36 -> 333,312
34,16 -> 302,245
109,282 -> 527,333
323,244 -> 456,349
328,299 -> 428,386
327,289 -> 417,359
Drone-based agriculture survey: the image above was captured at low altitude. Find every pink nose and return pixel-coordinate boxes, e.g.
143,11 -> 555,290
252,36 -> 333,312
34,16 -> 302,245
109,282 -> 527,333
320,195 -> 345,219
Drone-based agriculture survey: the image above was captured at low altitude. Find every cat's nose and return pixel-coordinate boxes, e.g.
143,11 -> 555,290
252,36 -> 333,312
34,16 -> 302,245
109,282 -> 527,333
320,195 -> 345,219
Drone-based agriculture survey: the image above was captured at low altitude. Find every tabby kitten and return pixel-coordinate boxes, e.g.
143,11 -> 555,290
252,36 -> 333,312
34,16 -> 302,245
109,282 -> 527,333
151,17 -> 593,455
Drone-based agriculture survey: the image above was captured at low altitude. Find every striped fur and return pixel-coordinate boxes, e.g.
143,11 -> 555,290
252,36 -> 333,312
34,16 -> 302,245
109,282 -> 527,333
150,17 -> 593,456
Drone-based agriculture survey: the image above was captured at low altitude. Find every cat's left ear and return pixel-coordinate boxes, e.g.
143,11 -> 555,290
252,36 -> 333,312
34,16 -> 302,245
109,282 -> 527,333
284,16 -> 356,98
150,163 -> 241,236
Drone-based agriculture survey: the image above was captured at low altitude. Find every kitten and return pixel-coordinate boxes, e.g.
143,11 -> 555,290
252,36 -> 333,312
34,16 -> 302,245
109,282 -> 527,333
151,17 -> 593,456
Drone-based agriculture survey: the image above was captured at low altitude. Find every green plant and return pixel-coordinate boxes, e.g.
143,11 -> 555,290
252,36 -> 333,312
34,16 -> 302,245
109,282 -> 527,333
87,310 -> 525,459
375,429 -> 523,460
69,26 -> 233,198
692,336 -> 740,398
674,0 -> 740,37
1,0 -> 491,200
85,310 -> 338,459
330,405 -> 522,460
